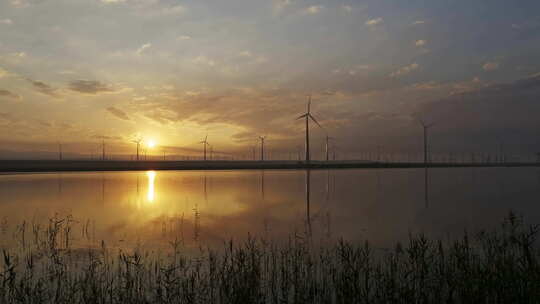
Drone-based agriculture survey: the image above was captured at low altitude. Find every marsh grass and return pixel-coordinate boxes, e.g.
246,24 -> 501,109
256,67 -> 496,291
1,212 -> 540,303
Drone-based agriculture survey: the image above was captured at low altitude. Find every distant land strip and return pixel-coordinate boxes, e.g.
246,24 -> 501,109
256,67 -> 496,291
0,160 -> 539,173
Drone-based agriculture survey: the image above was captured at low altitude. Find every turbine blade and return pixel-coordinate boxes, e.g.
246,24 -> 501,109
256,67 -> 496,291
296,113 -> 308,120
309,114 -> 322,128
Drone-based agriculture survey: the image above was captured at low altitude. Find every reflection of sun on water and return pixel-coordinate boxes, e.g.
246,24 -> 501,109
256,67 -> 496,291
147,171 -> 156,202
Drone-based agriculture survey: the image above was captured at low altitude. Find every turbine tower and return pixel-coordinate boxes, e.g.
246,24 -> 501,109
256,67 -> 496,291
259,136 -> 266,161
200,135 -> 209,161
58,142 -> 63,161
132,137 -> 142,161
418,119 -> 435,165
325,135 -> 334,161
101,139 -> 105,161
296,95 -> 322,163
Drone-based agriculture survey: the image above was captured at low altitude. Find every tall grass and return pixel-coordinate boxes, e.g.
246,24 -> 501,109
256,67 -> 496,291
1,212 -> 540,303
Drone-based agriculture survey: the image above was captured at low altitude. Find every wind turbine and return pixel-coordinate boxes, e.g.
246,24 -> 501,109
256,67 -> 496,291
101,139 -> 105,161
418,119 -> 435,165
259,136 -> 266,161
132,137 -> 142,161
325,135 -> 334,161
296,95 -> 322,163
58,142 -> 63,161
200,135 -> 209,161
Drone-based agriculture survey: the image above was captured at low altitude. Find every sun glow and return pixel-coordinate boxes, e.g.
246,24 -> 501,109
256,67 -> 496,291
147,140 -> 156,148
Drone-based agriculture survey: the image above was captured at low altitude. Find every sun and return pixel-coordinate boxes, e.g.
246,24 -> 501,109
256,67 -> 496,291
147,139 -> 156,148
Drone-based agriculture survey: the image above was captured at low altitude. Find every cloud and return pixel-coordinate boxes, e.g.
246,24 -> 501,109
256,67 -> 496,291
10,0 -> 28,8
161,5 -> 185,16
193,55 -> 216,67
106,106 -> 130,121
342,5 -> 352,13
390,63 -> 419,77
0,67 -> 8,78
417,74 -> 540,141
239,50 -> 253,57
410,81 -> 441,90
12,52 -> 26,58
26,79 -> 61,98
178,35 -> 191,40
273,0 -> 292,11
0,89 -> 21,100
101,0 -> 125,3
483,62 -> 499,71
0,19 -> 13,25
365,17 -> 383,27
413,20 -> 425,25
136,43 -> 151,55
68,80 -> 115,95
415,40 -> 427,47
304,5 -> 323,14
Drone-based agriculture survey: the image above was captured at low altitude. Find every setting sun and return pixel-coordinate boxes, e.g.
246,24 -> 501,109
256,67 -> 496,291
147,140 -> 156,148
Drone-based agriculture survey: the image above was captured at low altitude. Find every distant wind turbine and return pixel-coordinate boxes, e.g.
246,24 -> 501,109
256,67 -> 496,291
296,95 -> 322,163
200,135 -> 210,161
418,119 -> 435,165
58,142 -> 63,161
101,139 -> 105,161
259,136 -> 266,161
325,135 -> 334,161
132,137 -> 142,161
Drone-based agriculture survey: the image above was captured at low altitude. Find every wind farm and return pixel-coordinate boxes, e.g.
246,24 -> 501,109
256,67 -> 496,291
1,94 -> 538,172
2,1 -> 540,303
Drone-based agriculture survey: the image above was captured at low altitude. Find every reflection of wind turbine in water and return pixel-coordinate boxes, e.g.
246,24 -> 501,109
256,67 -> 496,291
305,169 -> 312,237
101,173 -> 105,204
147,171 -> 156,202
424,167 -> 429,209
57,173 -> 63,198
310,169 -> 334,235
203,172 -> 208,204
296,95 -> 322,163
260,170 -> 265,200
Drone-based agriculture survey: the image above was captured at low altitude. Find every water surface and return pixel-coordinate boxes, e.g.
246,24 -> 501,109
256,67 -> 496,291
1,168 -> 539,250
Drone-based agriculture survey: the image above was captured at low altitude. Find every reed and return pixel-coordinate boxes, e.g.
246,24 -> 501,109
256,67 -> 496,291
1,212 -> 539,303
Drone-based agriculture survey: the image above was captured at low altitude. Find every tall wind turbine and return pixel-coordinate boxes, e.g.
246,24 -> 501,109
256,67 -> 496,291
325,135 -> 334,161
418,119 -> 435,165
200,135 -> 209,161
132,137 -> 142,161
296,95 -> 322,163
259,136 -> 266,161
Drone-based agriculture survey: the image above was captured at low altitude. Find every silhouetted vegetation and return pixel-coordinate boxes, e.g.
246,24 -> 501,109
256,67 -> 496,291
1,212 -> 539,303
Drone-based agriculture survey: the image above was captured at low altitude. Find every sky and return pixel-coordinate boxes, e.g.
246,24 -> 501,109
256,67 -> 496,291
1,0 -> 540,159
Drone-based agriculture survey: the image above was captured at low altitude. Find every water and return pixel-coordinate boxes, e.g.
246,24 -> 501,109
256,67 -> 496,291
0,168 -> 539,250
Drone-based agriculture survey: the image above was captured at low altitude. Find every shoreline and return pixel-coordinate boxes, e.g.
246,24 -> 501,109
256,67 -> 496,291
0,159 -> 539,173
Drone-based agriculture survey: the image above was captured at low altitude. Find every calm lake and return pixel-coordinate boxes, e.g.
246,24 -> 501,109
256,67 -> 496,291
1,168 -> 539,250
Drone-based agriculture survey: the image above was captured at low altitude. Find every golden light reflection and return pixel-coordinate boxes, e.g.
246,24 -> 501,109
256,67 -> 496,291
147,171 -> 156,202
